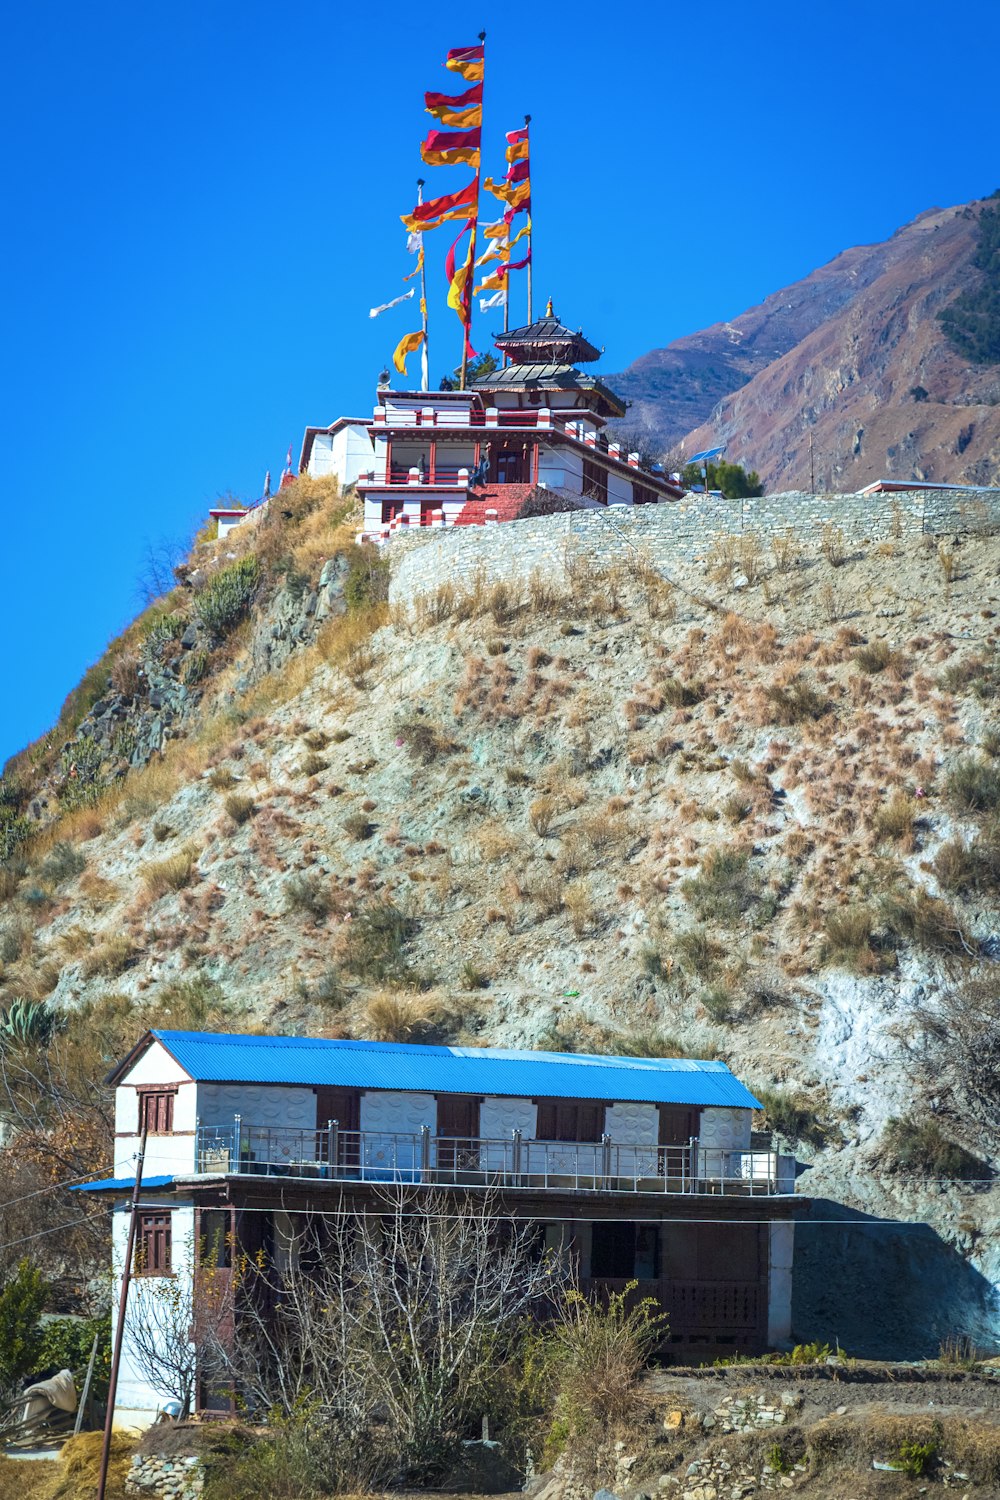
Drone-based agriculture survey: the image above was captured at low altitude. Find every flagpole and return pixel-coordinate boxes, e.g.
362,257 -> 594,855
416,179 -> 429,391
460,31 -> 486,392
524,115 -> 533,324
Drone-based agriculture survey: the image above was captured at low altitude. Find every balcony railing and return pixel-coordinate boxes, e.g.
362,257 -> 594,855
194,1124 -> 791,1196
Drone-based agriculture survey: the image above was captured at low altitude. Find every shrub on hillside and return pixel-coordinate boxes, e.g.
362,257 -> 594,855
395,719 -> 456,765
934,831 -> 1000,895
945,756 -> 1000,814
938,197 -> 1000,364
821,906 -> 882,973
39,840 -> 87,885
882,1116 -> 985,1181
284,872 -> 334,925
223,793 -> 255,826
682,845 -> 761,925
343,901 -> 421,985
342,546 -> 390,610
141,848 -> 197,899
673,926 -> 725,978
762,676 -> 829,724
198,556 -> 261,637
880,887 -> 973,957
516,489 -> 586,519
754,1087 -> 827,1149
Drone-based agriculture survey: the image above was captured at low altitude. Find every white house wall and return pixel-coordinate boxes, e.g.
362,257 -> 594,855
538,447 -> 584,493
607,471 -> 632,504
360,1090 -> 436,1175
700,1107 -> 752,1152
196,1083 -> 314,1130
606,1101 -> 658,1145
479,1096 -> 536,1172
115,1044 -> 198,1177
112,1203 -> 195,1429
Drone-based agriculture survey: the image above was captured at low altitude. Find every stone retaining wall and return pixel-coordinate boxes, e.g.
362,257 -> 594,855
126,1452 -> 204,1499
388,487 -> 1000,603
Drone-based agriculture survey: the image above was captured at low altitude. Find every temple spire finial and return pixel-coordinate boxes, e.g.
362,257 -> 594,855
545,297 -> 554,317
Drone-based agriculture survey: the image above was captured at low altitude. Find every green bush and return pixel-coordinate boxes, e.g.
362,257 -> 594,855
0,805 -> 32,863
198,556 -> 261,636
342,546 -> 390,610
39,840 -> 86,884
0,999 -> 58,1051
883,1116 -> 984,1181
36,1313 -> 112,1402
673,926 -> 725,978
0,1259 -> 47,1399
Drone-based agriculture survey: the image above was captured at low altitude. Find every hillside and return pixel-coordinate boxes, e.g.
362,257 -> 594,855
2,481 -> 1000,1354
615,198 -> 1000,490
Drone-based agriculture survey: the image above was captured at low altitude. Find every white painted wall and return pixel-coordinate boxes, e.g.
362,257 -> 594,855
767,1222 -> 795,1346
700,1107 -> 752,1152
480,1096 -> 536,1172
196,1083 -> 314,1130
360,1090 -> 436,1176
606,1101 -> 657,1145
114,1044 -> 197,1177
538,446 -> 584,492
607,471 -> 632,504
112,1203 -> 195,1429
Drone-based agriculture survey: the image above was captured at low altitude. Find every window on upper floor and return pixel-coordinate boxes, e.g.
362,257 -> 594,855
535,1100 -> 605,1141
136,1211 -> 172,1275
138,1088 -> 176,1134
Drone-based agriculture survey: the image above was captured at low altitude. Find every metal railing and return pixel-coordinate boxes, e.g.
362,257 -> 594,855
194,1124 -> 789,1195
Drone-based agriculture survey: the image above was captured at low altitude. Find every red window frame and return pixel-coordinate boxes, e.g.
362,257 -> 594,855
136,1211 -> 173,1275
137,1087 -> 177,1134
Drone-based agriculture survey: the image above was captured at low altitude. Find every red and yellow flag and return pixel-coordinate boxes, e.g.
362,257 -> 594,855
425,84 -> 482,128
505,127 -> 529,163
484,176 -> 531,210
445,44 -> 484,81
420,128 -> 481,168
401,178 -> 478,232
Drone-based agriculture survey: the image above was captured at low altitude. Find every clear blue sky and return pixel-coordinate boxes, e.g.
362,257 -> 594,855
2,0 -> 998,769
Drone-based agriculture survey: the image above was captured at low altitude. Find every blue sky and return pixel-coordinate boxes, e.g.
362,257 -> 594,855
2,0 -> 998,769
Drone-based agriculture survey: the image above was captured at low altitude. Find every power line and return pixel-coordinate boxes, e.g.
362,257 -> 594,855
1,1205 -> 115,1253
0,1166 -> 110,1211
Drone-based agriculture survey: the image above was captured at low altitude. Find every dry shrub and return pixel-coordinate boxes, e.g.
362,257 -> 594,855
933,831 -> 1000,895
142,846 -> 198,898
945,755 -> 1000,814
821,907 -> 880,973
208,766 -> 238,790
80,934 -> 138,978
762,674 -> 829,725
854,639 -> 906,676
722,792 -> 753,825
808,1412 -> 1000,1486
880,886 -> 973,957
530,874 -> 564,918
343,812 -> 375,841
673,926 -> 725,979
529,795 -> 558,836
297,751 -> 328,778
415,582 -> 458,627
873,791 -> 917,847
363,989 -> 435,1043
110,651 -> 143,699
223,792 -> 256,826
562,878 -> 594,937
820,521 -> 847,567
476,822 -> 521,862
771,529 -> 802,571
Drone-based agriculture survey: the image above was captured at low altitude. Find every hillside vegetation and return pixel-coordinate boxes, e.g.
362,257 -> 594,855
1,480 -> 999,1350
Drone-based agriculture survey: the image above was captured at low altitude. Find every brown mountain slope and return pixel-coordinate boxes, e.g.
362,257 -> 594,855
617,200 -> 1000,489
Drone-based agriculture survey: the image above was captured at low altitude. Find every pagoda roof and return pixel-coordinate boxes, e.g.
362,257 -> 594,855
472,362 -> 626,417
492,310 -> 601,365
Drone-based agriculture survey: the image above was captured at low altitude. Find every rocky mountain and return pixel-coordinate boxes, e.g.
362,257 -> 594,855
2,479 -> 1000,1354
615,198 -> 1000,490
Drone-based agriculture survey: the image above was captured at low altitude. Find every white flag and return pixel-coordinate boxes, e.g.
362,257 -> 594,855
479,290 -> 507,312
406,231 -> 423,256
369,288 -> 415,319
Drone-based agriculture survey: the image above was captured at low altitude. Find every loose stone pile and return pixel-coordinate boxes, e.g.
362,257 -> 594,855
126,1453 -> 204,1499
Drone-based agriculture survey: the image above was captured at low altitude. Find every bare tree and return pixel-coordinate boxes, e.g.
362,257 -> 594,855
212,1188 -> 570,1482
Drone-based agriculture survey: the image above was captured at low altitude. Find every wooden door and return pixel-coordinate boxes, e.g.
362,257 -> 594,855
495,446 -> 525,484
315,1089 -> 360,1168
437,1095 -> 480,1170
658,1104 -> 701,1182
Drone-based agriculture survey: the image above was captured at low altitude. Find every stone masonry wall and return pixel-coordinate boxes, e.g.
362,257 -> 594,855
388,487 -> 1000,603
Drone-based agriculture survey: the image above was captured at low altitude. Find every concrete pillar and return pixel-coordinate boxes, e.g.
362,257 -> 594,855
485,508 -> 498,525
431,509 -> 444,527
538,407 -> 552,429
457,467 -> 470,488
485,407 -> 499,428
767,1222 -> 795,1347
608,441 -> 621,461
421,407 -> 435,426
407,467 -> 421,486
628,451 -> 640,469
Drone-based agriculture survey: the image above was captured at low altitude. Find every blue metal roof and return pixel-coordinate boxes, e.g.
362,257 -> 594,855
144,1031 -> 760,1110
74,1176 -> 175,1193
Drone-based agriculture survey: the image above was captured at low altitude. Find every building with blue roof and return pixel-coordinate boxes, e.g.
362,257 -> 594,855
96,1028 -> 801,1426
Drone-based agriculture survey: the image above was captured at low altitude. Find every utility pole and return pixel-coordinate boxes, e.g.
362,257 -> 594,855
97,1127 -> 148,1500
809,432 -> 815,492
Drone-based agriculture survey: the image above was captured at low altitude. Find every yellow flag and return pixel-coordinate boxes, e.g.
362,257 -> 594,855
437,105 -> 482,128
473,270 -> 504,295
393,330 -> 425,376
505,138 -> 529,164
